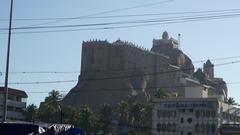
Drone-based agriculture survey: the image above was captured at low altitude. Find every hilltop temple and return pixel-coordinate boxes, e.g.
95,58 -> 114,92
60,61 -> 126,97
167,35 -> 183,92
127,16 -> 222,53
62,31 -> 228,108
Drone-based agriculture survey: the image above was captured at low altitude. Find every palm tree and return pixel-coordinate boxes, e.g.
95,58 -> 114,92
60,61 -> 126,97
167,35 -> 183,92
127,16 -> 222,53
98,104 -> 116,135
127,101 -> 152,134
227,97 -> 237,105
226,97 -> 237,123
63,107 -> 81,125
24,104 -> 38,122
78,105 -> 99,134
63,106 -> 98,134
155,88 -> 169,99
38,90 -> 63,123
117,101 -> 130,124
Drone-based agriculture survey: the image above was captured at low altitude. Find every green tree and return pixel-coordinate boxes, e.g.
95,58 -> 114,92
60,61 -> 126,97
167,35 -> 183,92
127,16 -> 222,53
79,106 -> 99,134
63,107 -> 81,125
24,104 -> 38,122
127,101 -> 152,135
63,106 -> 99,134
155,88 -> 169,99
98,104 -> 116,135
38,90 -> 63,123
227,97 -> 237,105
117,101 -> 130,124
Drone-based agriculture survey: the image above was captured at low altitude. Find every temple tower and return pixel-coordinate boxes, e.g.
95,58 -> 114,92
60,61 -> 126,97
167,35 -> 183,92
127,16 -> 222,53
203,60 -> 214,80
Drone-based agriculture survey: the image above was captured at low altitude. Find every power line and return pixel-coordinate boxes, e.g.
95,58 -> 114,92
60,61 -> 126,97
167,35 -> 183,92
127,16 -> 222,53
0,56 -> 240,75
76,60 -> 240,82
1,8 -> 240,21
215,60 -> 240,66
194,55 -> 240,63
24,81 -> 240,93
17,0 -> 174,27
1,12 -> 240,31
1,12 -> 240,34
3,71 -> 80,74
0,80 -> 77,85
1,60 -> 240,85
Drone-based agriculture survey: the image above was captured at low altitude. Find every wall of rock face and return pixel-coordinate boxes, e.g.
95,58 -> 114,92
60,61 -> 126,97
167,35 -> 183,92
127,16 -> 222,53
62,36 -> 192,108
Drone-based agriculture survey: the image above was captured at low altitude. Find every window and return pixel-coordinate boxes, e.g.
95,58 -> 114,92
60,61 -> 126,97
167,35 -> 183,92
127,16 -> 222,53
201,110 -> 205,117
157,110 -> 161,118
200,123 -> 205,133
187,118 -> 192,123
181,117 -> 184,123
206,110 -> 210,117
162,124 -> 166,132
8,94 -> 16,100
211,110 -> 216,117
7,106 -> 14,111
173,111 -> 176,117
16,96 -> 21,102
167,123 -> 171,132
172,123 -> 176,132
195,124 -> 200,133
157,123 -> 161,132
162,111 -> 166,117
206,123 -> 210,133
211,123 -> 216,133
189,109 -> 193,113
222,112 -> 226,118
167,111 -> 171,118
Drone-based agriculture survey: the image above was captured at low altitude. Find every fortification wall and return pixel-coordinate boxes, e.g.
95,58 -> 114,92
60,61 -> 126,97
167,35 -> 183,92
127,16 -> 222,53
63,40 -> 184,108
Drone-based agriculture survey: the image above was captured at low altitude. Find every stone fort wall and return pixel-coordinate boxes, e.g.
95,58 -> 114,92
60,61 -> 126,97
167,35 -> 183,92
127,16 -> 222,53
62,39 -> 184,108
81,40 -> 181,89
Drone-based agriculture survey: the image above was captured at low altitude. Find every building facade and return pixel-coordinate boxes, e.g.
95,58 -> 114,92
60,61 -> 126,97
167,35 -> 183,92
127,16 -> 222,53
152,98 -> 240,135
0,87 -> 28,121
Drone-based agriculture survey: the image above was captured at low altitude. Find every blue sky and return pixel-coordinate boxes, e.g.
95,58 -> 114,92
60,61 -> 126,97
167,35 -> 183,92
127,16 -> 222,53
0,0 -> 240,106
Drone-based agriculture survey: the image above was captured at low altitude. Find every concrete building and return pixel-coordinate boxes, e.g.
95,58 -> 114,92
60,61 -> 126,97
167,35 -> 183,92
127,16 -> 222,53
151,87 -> 240,135
0,87 -> 28,121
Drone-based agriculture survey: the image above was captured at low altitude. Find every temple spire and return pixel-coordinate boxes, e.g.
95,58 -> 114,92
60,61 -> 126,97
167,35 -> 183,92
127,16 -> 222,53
162,31 -> 169,40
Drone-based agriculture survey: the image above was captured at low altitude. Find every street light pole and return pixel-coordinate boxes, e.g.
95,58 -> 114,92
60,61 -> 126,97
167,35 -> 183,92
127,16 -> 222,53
2,0 -> 14,122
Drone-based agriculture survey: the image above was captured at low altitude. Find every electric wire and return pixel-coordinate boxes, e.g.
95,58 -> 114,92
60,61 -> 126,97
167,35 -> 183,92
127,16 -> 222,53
1,12 -> 240,34
0,55 -> 240,74
1,59 -> 239,85
1,8 -> 240,21
76,60 -> 240,82
1,12 -> 240,31
24,81 -> 240,93
17,0 -> 174,27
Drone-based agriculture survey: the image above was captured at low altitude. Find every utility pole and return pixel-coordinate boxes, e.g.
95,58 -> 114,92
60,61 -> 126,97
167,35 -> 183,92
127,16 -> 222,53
2,0 -> 14,122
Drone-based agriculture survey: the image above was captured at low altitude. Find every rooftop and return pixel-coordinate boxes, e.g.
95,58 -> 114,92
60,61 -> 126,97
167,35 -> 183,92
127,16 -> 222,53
151,97 -> 219,102
0,87 -> 28,98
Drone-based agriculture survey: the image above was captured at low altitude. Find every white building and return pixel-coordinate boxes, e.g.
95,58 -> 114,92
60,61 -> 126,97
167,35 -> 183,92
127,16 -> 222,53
0,87 -> 28,121
151,84 -> 240,135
